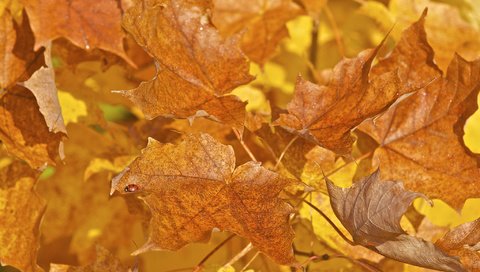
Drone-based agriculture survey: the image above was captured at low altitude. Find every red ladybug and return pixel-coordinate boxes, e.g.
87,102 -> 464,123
124,184 -> 139,193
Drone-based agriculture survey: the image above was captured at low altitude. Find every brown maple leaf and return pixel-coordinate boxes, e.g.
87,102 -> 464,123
327,170 -> 465,271
211,0 -> 303,64
119,0 -> 253,131
0,160 -> 46,272
436,218 -> 480,271
358,53 -> 480,209
0,85 -> 64,169
111,133 -> 297,265
390,0 -> 480,72
0,10 -> 44,89
23,0 -> 132,64
274,10 -> 439,154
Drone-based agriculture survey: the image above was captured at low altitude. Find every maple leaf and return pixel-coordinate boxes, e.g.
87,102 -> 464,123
274,11 -> 439,154
436,218 -> 480,271
0,10 -> 44,89
23,0 -> 132,64
0,86 -> 64,169
22,43 -> 66,134
326,170 -> 465,271
119,0 -> 253,131
111,133 -> 297,265
389,0 -> 480,72
211,0 -> 303,64
358,54 -> 480,208
0,160 -> 45,272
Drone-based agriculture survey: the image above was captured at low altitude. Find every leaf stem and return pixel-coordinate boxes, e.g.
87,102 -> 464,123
233,128 -> 258,162
274,134 -> 299,170
302,199 -> 355,246
222,242 -> 254,268
194,234 -> 236,271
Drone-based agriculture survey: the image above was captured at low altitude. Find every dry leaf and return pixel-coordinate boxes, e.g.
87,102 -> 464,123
390,0 -> 480,72
0,86 -> 64,169
436,218 -> 480,271
23,0 -> 131,64
327,170 -> 465,272
212,0 -> 303,64
111,133 -> 297,265
0,10 -> 44,89
0,160 -> 45,272
275,11 -> 438,154
358,54 -> 480,208
119,0 -> 253,130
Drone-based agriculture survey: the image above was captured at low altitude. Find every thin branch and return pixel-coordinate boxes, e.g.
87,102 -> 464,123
240,251 -> 261,272
194,234 -> 236,271
222,242 -> 254,268
233,128 -> 258,162
322,5 -> 345,57
302,199 -> 355,246
274,134 -> 299,170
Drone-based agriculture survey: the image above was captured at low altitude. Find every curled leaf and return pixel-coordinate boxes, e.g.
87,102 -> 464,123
327,170 -> 465,271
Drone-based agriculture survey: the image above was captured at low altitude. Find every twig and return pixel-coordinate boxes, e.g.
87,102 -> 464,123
323,5 -> 345,57
193,234 -> 236,271
222,242 -> 254,268
302,200 -> 354,246
240,251 -> 260,272
274,134 -> 299,170
233,128 -> 258,162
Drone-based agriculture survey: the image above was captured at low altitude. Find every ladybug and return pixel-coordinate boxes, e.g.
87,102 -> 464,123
124,184 -> 140,193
